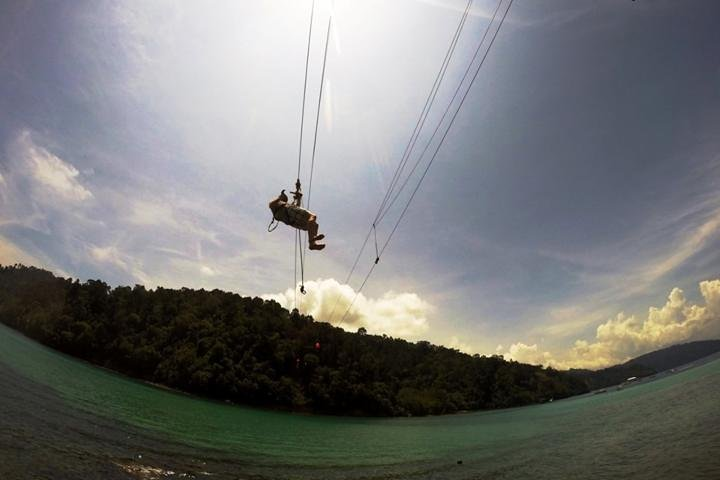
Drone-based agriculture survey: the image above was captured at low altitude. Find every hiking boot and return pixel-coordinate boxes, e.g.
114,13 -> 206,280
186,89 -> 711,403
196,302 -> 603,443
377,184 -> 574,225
313,234 -> 325,242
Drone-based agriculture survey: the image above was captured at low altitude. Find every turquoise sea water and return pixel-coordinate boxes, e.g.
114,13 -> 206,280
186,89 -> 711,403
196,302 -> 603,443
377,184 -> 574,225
1,322 -> 718,479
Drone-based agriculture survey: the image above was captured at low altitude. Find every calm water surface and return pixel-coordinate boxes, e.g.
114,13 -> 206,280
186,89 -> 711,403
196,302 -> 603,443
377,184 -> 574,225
1,323 -> 719,479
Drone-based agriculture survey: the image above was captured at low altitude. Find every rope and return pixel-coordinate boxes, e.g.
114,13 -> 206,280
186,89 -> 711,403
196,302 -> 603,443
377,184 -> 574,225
294,229 -> 298,309
306,16 -> 333,212
292,0 -> 315,302
372,224 -> 380,264
335,0 -> 514,328
297,0 -> 315,180
299,15 -> 332,300
298,230 -> 306,294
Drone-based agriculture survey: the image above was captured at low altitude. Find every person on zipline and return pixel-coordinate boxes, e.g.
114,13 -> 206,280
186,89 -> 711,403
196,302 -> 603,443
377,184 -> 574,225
269,182 -> 325,250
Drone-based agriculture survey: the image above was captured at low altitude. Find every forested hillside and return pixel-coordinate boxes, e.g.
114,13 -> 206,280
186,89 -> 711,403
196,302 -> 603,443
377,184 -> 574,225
0,265 -> 588,416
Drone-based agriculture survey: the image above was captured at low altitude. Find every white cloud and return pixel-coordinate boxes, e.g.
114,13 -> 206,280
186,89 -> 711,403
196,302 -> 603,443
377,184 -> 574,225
90,246 -> 128,270
15,130 -> 92,202
200,265 -> 216,276
506,279 -> 720,369
263,278 -> 432,339
447,335 -> 475,354
504,342 -> 556,367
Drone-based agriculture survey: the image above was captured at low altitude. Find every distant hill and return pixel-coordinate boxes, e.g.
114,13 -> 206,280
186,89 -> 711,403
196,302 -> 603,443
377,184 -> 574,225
570,340 -> 720,390
625,340 -> 720,372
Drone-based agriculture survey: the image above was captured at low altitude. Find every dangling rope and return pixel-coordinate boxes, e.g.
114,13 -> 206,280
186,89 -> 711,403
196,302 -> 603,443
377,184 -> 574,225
275,2 -> 330,299
292,0 -> 316,298
298,232 -> 306,295
299,13 -> 332,296
295,229 -> 306,303
294,228 -> 299,309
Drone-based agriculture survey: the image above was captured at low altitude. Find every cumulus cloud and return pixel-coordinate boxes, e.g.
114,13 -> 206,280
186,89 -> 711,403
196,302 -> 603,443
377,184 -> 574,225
263,278 -> 432,339
565,279 -> 720,368
505,279 -> 720,369
14,130 -> 92,202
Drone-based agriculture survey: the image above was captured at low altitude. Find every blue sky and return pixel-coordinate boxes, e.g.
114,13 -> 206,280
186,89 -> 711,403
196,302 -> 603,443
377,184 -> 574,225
1,0 -> 719,368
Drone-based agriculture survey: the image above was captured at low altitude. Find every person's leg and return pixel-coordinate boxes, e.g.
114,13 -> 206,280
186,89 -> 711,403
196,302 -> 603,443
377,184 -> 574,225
308,219 -> 318,242
307,216 -> 325,250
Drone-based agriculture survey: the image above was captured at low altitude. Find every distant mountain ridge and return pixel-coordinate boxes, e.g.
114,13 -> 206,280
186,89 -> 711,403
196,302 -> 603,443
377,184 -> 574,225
624,340 -> 720,372
570,340 -> 720,390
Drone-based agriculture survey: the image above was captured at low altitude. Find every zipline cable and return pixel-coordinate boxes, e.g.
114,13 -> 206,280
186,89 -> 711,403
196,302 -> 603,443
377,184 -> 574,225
325,1 -> 473,323
335,0 -> 514,328
374,0 -> 473,224
307,16 -> 333,211
375,0 -> 505,225
297,0 -> 315,180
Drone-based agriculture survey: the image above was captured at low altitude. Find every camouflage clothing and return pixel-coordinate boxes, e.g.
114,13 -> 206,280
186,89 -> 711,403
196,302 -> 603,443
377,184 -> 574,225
271,202 -> 313,230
